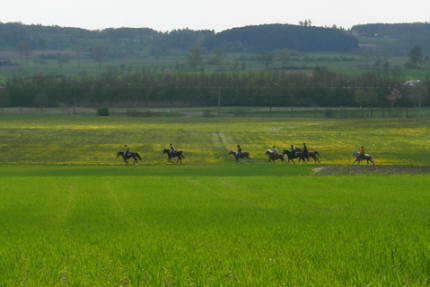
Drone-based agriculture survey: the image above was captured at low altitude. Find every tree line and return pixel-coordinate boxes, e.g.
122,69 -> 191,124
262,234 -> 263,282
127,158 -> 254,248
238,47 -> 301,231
0,69 -> 428,108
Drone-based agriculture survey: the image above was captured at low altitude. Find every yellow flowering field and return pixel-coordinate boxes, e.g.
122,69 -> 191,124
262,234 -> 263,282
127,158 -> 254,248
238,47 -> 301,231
0,115 -> 429,165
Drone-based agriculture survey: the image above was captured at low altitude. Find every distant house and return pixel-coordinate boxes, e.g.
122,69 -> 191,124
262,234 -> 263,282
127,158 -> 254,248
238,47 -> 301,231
403,80 -> 421,87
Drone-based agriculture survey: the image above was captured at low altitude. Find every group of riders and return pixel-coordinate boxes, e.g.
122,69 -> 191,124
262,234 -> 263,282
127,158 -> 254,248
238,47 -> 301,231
120,142 -> 373,165
236,143 -> 308,159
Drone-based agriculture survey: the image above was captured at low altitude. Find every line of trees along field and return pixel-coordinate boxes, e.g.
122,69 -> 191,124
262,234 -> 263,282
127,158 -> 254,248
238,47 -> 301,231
0,69 -> 429,108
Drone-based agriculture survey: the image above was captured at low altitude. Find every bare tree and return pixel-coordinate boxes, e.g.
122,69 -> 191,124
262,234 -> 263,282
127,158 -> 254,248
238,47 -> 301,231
387,89 -> 402,107
92,46 -> 106,70
17,41 -> 31,65
279,50 -> 289,68
74,46 -> 82,69
187,46 -> 203,70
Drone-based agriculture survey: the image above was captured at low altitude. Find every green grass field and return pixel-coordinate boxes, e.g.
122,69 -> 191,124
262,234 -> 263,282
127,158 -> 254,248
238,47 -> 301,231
1,51 -> 429,80
0,165 -> 429,286
0,116 -> 429,286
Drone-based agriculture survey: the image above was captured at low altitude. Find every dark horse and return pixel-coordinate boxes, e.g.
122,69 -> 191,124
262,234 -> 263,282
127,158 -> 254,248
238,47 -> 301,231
163,149 -> 184,163
265,149 -> 284,162
229,150 -> 251,162
282,150 -> 306,164
117,151 -> 142,165
352,151 -> 375,166
293,148 -> 321,164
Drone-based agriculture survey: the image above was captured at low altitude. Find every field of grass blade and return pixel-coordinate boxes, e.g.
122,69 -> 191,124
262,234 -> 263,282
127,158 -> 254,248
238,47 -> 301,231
0,165 -> 428,286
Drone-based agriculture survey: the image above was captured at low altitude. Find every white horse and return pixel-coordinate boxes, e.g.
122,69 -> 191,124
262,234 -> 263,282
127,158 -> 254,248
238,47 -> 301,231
352,151 -> 375,166
265,149 -> 284,162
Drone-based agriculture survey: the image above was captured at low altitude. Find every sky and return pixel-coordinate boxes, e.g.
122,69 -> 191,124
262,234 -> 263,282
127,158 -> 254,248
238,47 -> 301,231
2,0 -> 430,32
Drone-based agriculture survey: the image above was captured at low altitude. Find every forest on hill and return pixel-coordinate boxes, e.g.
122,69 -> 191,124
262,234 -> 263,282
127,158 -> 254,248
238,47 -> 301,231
0,22 -> 357,55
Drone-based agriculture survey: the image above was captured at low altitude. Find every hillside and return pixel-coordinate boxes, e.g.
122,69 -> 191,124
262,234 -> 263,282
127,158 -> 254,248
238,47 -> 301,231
206,24 -> 358,53
352,23 -> 430,55
0,22 -> 358,55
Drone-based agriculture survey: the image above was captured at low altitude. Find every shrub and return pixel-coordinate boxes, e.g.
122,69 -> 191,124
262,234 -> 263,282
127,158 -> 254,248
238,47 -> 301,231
97,107 -> 110,116
202,109 -> 214,117
126,109 -> 152,117
324,109 -> 334,118
233,108 -> 246,117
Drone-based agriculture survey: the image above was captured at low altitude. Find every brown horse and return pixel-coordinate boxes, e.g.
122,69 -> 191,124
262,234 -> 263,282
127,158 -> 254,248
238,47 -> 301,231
117,151 -> 142,165
229,150 -> 251,162
295,148 -> 321,163
163,149 -> 184,164
282,150 -> 306,164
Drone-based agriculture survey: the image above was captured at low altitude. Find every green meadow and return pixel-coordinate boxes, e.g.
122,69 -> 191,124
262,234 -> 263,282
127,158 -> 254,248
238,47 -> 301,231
0,116 -> 429,286
0,165 -> 429,286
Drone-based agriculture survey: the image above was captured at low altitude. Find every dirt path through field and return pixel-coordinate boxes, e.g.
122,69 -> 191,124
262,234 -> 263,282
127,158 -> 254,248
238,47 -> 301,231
313,165 -> 430,175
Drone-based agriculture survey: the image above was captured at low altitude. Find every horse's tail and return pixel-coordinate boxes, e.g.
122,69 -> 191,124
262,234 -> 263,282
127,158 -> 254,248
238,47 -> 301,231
179,151 -> 184,158
136,153 -> 142,160
315,151 -> 320,157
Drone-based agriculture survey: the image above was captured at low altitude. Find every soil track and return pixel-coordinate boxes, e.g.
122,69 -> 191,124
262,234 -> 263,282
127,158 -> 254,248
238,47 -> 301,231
313,165 -> 430,175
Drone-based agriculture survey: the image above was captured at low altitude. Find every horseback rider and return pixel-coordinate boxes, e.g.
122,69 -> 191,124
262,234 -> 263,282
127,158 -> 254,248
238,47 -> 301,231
124,145 -> 131,157
237,144 -> 242,157
360,146 -> 365,159
272,145 -> 278,157
170,143 -> 176,155
290,145 -> 296,157
303,143 -> 309,158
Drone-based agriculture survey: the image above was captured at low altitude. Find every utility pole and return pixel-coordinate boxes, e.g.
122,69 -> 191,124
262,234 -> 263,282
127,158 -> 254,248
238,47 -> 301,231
269,91 -> 273,117
217,87 -> 221,117
270,82 -> 278,118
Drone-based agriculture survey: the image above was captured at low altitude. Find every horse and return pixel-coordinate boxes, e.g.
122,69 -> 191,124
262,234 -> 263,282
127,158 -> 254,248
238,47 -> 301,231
228,150 -> 251,162
117,151 -> 142,165
352,151 -> 375,166
307,151 -> 321,163
294,148 -> 321,164
282,150 -> 306,164
265,149 -> 284,162
163,149 -> 184,164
